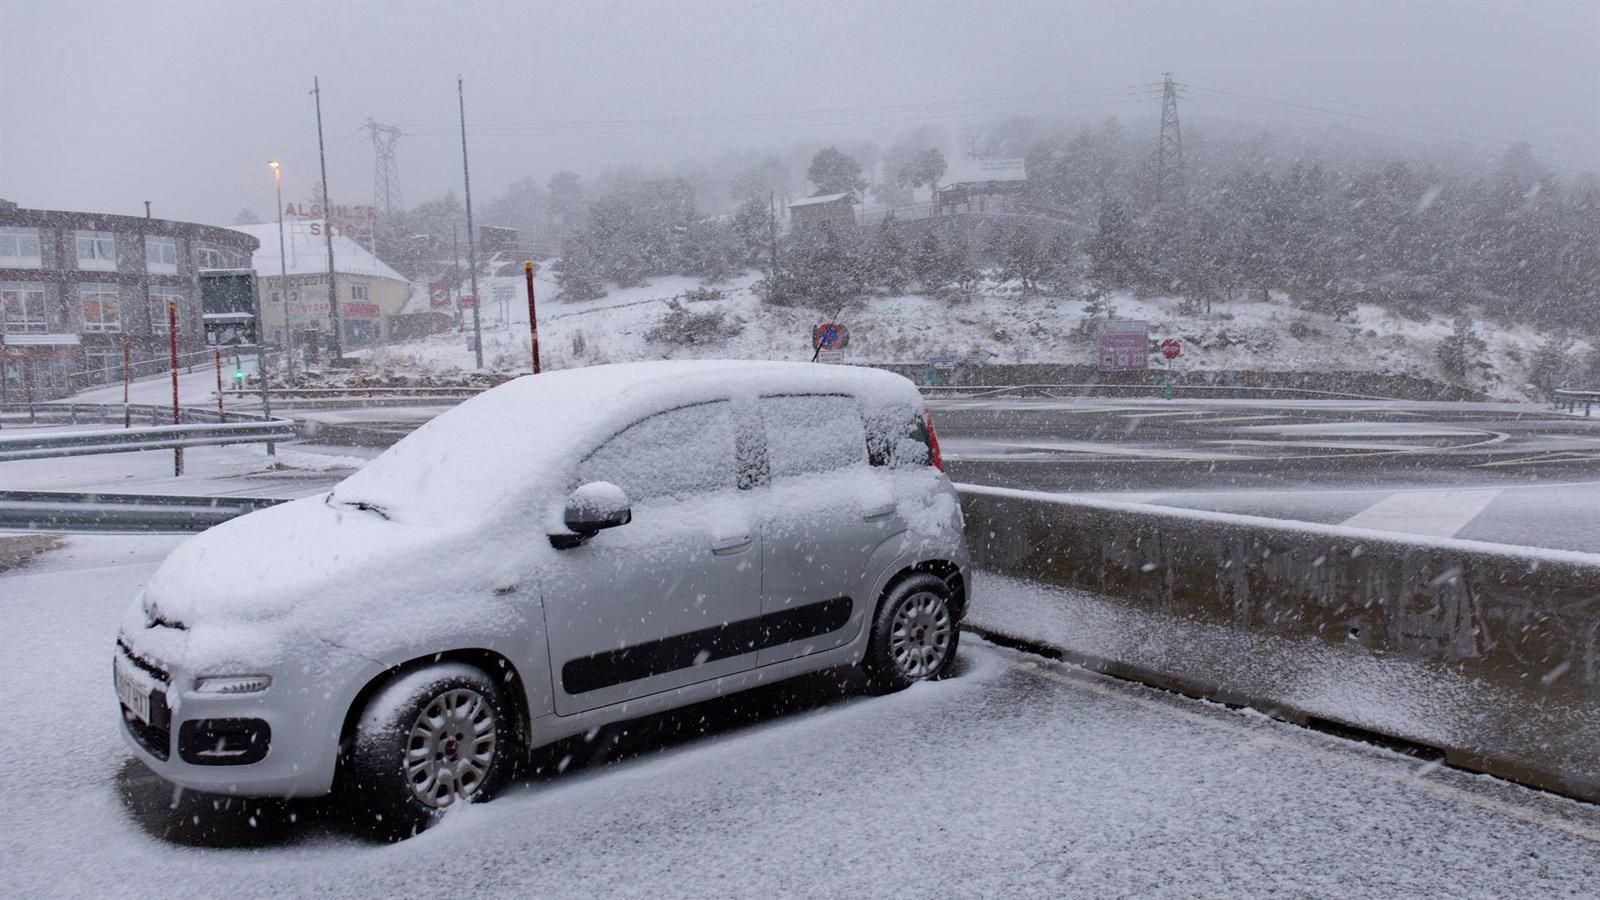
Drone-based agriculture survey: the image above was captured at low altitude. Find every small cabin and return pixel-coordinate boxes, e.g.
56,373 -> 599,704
787,192 -> 856,231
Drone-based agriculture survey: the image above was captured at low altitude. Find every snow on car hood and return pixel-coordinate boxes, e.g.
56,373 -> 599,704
132,493 -> 530,670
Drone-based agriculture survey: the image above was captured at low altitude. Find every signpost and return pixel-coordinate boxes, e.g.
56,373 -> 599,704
812,322 -> 849,363
1098,319 -> 1149,372
428,282 -> 452,310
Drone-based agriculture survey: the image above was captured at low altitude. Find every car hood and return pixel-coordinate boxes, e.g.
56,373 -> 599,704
129,493 -> 533,671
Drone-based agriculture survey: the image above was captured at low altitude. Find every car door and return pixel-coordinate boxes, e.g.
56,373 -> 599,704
543,399 -> 764,715
754,393 -> 901,667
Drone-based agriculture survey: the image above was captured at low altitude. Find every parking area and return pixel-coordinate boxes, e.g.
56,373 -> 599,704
4,535 -> 1598,898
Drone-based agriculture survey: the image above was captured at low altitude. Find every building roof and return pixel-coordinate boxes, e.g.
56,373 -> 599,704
943,158 -> 1028,186
788,192 -> 854,208
232,221 -> 407,283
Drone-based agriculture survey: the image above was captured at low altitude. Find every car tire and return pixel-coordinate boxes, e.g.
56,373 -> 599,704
862,572 -> 960,694
344,663 -> 514,838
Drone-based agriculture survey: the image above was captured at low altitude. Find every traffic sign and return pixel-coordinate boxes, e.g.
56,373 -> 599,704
1098,320 -> 1149,372
813,322 -> 850,351
429,282 -> 452,310
458,295 -> 477,310
1161,338 -> 1181,360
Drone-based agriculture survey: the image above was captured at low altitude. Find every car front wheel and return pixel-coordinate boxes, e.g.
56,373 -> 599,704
345,663 -> 513,836
862,572 -> 960,693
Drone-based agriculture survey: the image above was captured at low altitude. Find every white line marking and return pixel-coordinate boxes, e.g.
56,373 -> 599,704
1338,488 -> 1502,538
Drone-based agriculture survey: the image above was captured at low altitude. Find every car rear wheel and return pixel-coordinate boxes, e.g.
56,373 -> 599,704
862,573 -> 959,694
345,663 -> 513,837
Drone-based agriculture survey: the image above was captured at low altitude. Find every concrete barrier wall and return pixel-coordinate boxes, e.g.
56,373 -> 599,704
960,484 -> 1600,801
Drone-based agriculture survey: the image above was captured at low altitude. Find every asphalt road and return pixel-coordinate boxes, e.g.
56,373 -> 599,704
936,396 -> 1600,552
5,535 -> 1599,898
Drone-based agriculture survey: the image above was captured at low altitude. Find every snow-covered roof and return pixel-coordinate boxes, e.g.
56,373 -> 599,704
789,192 -> 853,208
332,360 -> 919,524
232,221 -> 408,283
944,158 -> 1028,185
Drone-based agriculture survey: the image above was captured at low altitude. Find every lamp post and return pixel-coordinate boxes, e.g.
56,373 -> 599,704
269,161 -> 296,389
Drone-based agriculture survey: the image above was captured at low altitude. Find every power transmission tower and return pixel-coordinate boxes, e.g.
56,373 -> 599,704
367,118 -> 404,222
1156,72 -> 1185,205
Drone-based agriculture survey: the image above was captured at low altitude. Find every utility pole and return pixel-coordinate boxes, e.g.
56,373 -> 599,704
313,76 -> 343,362
269,160 -> 296,387
458,76 -> 484,368
524,261 -> 541,374
168,298 -> 182,476
1156,72 -> 1185,206
768,190 -> 780,279
251,273 -> 275,456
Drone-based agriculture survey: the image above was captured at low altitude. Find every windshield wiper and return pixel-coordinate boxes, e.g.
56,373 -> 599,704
328,495 -> 391,520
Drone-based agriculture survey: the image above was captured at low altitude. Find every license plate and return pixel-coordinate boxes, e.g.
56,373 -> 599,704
115,661 -> 151,725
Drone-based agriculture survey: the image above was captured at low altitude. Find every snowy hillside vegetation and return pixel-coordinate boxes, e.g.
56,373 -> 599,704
347,268 -> 1581,401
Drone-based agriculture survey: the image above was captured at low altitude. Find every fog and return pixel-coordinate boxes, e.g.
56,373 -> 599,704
1,0 -> 1596,225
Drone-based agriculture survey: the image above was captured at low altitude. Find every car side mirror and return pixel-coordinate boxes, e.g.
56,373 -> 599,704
550,481 -> 632,549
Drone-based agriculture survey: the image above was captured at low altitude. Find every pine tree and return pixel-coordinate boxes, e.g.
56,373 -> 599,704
1438,315 -> 1488,384
807,147 -> 867,196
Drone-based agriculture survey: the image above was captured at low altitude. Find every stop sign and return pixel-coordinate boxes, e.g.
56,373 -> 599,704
1160,338 -> 1181,360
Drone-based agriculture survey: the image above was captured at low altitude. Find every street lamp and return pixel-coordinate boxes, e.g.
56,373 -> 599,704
269,160 -> 296,388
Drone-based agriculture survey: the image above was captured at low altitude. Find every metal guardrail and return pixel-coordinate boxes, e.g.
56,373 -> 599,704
918,382 -> 1397,402
0,402 -> 278,426
0,490 -> 286,533
0,420 -> 299,462
1553,389 -> 1600,415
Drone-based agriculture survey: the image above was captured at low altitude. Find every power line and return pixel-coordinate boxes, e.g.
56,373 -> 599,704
1182,81 -> 1600,172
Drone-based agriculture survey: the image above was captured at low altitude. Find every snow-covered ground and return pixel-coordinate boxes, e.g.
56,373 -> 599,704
348,268 -> 1577,401
4,540 -> 1598,897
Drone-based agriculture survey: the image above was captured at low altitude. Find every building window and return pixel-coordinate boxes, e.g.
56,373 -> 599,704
76,231 -> 117,271
84,349 -> 122,381
145,236 -> 179,274
196,245 -> 244,270
79,285 -> 121,332
350,283 -> 369,301
150,289 -> 183,333
1,284 -> 50,333
0,228 -> 42,268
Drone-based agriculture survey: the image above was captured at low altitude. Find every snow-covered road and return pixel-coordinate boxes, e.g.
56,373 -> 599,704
3,536 -> 1598,898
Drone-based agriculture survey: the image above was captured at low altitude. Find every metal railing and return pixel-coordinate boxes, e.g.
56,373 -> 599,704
1553,389 -> 1600,416
0,489 -> 286,533
0,419 -> 298,462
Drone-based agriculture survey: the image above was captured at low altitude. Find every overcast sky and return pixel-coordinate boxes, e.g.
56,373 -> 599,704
2,0 -> 1596,226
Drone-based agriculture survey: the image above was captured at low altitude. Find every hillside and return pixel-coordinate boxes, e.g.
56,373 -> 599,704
351,268 -> 1579,402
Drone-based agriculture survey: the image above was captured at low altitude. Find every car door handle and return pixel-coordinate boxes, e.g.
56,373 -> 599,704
710,534 -> 753,555
862,503 -> 896,520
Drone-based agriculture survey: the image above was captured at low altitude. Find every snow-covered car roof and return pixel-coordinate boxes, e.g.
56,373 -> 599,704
328,360 -> 922,525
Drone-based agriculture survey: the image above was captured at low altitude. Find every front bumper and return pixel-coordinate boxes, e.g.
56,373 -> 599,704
113,639 -> 352,798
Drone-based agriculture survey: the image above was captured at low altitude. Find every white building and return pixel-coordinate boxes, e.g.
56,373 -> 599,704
233,221 -> 412,352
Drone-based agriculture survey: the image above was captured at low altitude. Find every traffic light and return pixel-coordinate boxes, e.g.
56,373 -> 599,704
234,367 -> 246,383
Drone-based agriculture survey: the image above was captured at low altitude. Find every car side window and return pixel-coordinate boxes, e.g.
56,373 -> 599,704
576,401 -> 735,501
759,394 -> 868,479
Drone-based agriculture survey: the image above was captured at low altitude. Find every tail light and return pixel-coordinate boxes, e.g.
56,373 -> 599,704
922,406 -> 944,471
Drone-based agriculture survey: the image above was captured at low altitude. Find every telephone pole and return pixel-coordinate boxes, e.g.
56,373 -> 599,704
1156,72 -> 1185,206
313,76 -> 343,361
458,76 -> 484,368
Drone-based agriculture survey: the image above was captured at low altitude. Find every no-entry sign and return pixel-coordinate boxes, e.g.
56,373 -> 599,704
1161,338 -> 1181,360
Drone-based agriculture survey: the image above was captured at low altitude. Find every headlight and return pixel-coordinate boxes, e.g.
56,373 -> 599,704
193,674 -> 272,695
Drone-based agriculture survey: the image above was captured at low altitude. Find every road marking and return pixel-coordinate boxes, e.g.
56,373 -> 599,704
1339,488 -> 1501,537
1172,414 -> 1290,425
1012,658 -> 1600,844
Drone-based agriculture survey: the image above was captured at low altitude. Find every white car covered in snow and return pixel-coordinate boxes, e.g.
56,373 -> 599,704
113,360 -> 968,830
